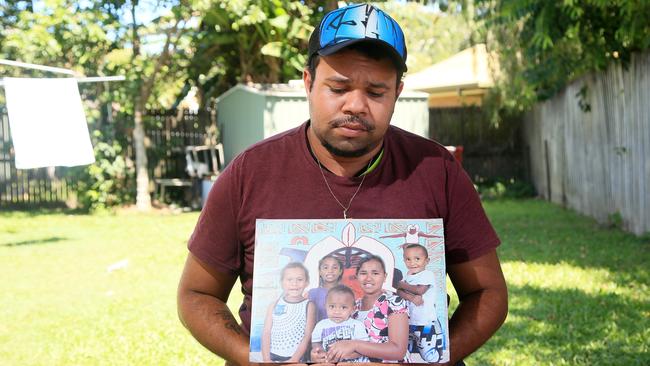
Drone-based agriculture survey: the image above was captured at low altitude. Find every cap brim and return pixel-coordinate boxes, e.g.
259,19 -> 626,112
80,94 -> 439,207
317,38 -> 407,72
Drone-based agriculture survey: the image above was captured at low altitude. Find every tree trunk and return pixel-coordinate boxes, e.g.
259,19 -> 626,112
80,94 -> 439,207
133,99 -> 151,211
130,0 -> 150,211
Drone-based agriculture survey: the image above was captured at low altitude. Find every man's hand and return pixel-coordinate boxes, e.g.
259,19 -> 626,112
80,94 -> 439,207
177,253 -> 250,366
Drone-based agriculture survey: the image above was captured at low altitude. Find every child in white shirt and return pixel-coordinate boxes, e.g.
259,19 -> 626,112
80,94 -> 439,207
396,244 -> 444,362
311,285 -> 369,363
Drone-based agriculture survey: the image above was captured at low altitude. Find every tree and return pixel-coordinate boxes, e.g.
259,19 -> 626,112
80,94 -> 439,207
380,1 -> 470,73
0,0 -> 197,210
123,0 -> 195,210
181,0 -> 323,109
0,0 -> 121,81
476,0 -> 650,113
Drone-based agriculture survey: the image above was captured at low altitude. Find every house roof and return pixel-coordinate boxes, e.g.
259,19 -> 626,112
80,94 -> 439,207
403,44 -> 496,94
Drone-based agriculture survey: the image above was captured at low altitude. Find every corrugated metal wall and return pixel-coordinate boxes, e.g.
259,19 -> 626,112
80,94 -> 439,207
523,51 -> 650,235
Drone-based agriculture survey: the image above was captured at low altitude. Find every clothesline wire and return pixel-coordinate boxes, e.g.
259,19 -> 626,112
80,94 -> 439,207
0,58 -> 126,87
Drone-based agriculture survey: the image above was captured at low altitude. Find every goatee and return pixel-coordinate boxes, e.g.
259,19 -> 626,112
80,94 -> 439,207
321,139 -> 369,158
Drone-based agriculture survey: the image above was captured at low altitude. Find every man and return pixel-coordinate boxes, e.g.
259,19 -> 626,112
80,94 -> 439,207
177,3 -> 507,365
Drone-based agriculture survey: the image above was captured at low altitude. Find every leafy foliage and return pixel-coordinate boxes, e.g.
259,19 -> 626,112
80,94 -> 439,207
1,0 -> 199,209
380,1 -> 471,73
184,0 -> 324,107
476,178 -> 536,200
73,131 -> 135,211
477,0 -> 650,112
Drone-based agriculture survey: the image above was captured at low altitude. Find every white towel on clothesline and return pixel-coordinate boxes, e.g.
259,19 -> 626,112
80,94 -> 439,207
3,77 -> 95,169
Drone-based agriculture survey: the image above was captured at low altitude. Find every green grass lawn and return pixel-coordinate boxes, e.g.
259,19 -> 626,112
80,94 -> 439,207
468,200 -> 649,365
1,199 -> 648,365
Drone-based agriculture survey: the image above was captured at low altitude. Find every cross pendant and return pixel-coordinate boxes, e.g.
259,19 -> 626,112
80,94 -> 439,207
343,209 -> 347,219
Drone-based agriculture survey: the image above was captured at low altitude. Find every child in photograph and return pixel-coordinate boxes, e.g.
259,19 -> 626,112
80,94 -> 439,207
308,255 -> 344,322
310,285 -> 369,363
261,262 -> 316,363
396,244 -> 444,362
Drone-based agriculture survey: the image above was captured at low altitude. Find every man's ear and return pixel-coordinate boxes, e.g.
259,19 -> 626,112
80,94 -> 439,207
303,69 -> 312,97
395,81 -> 404,100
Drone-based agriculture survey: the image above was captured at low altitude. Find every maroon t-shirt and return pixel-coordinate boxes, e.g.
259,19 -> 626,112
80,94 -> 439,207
188,122 -> 500,333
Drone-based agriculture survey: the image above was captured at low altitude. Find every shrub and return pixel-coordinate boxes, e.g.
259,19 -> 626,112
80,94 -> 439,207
477,178 -> 536,200
74,131 -> 134,211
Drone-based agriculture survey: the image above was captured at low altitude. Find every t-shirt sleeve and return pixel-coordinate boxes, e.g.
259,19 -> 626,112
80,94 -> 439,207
187,159 -> 242,274
443,159 -> 500,264
387,294 -> 408,316
411,270 -> 435,286
311,321 -> 324,343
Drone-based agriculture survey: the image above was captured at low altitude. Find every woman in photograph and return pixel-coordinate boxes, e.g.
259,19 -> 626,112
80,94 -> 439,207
323,255 -> 410,363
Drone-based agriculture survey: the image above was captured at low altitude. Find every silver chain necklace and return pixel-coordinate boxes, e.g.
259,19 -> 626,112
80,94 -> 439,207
314,155 -> 371,219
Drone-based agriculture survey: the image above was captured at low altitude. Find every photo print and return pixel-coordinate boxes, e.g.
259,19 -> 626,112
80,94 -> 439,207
249,218 -> 450,363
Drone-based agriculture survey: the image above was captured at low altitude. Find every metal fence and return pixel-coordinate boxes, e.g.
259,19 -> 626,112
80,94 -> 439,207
0,107 -> 214,209
523,51 -> 650,235
0,107 -> 78,208
145,109 -> 216,180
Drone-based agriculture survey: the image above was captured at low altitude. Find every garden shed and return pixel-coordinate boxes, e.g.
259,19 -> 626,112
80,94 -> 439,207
216,82 -> 429,165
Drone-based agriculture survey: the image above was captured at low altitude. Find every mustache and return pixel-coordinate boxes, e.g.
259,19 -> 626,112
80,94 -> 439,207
329,115 -> 374,131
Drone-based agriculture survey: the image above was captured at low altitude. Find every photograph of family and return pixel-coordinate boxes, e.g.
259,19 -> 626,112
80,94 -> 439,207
249,219 -> 450,363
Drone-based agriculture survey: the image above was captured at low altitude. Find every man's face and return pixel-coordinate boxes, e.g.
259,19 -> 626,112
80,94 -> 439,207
304,49 -> 404,158
326,291 -> 355,323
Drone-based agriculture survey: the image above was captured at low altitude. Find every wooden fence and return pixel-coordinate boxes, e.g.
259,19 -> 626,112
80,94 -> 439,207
430,107 -> 526,183
523,51 -> 650,235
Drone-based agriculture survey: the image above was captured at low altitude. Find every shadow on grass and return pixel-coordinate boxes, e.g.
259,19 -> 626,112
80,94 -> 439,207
0,208 -> 89,217
475,283 -> 649,365
1,236 -> 68,247
486,199 -> 650,287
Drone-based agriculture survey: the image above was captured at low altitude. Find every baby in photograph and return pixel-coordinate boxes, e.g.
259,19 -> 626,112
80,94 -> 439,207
311,285 -> 369,363
396,244 -> 445,362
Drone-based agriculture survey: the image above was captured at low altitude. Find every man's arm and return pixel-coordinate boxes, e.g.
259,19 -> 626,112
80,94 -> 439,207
446,249 -> 508,365
177,253 -> 249,366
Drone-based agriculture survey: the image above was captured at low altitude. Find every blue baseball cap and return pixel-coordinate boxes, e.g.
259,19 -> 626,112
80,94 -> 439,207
308,3 -> 408,72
